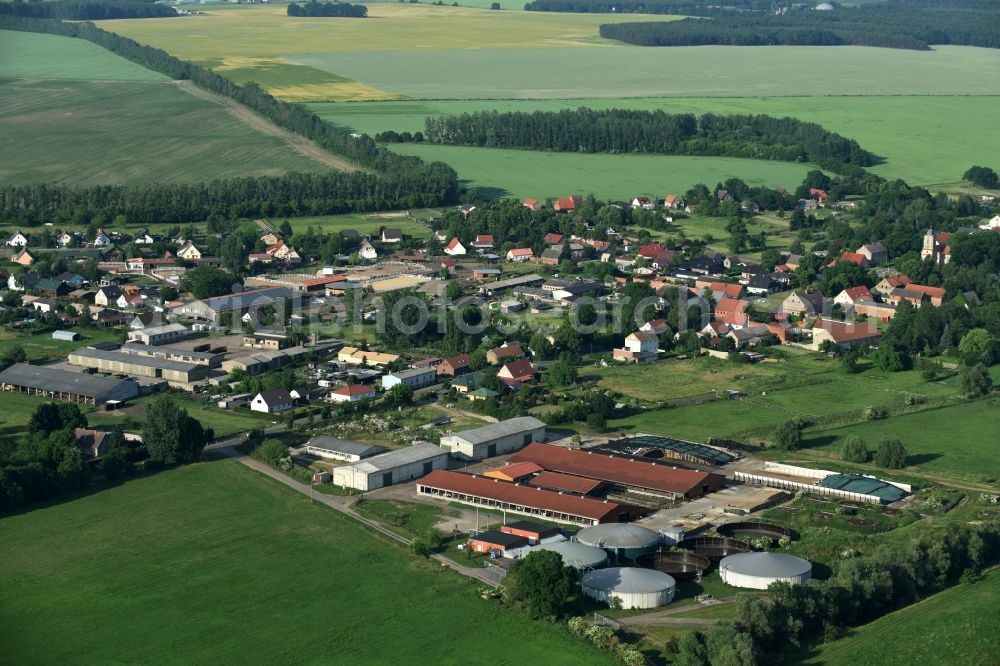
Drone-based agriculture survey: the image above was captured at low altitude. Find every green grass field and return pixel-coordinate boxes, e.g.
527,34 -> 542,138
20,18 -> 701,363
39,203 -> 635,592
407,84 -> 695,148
0,461 -> 612,665
296,45 -> 999,100
0,31 -> 340,186
799,398 -> 1000,484
314,95 -> 1000,187
800,568 -> 1000,666
0,30 -> 166,81
389,144 -> 815,199
280,211 -> 433,238
0,327 -> 122,362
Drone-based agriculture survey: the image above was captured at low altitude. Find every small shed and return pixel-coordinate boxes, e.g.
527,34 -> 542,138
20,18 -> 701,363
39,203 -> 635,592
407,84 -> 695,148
52,330 -> 81,342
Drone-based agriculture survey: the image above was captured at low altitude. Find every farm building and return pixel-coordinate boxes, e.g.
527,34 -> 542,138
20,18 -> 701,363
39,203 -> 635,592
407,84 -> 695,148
333,443 -> 449,491
483,461 -> 543,483
304,436 -> 387,462
500,520 -> 560,544
381,366 -> 437,391
0,362 -> 139,405
68,347 -> 208,387
719,552 -> 812,590
469,530 -> 527,555
118,343 -> 223,368
127,323 -> 189,346
439,416 -> 546,461
416,470 -> 627,526
241,332 -> 290,350
175,287 -> 295,321
509,444 -> 726,500
529,471 -> 604,495
576,523 -> 661,562
582,568 -> 676,609
601,435 -> 736,467
817,474 -> 907,503
52,330 -> 80,342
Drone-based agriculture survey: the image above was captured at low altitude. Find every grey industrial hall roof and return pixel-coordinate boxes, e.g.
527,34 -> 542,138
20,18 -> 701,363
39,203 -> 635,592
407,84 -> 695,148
306,436 -> 387,458
194,287 -> 295,313
389,367 -> 437,379
719,552 -> 812,578
449,416 -> 546,445
71,347 -> 201,373
119,343 -> 220,362
0,363 -> 139,402
134,323 -> 188,337
582,567 -> 675,594
345,443 -> 447,474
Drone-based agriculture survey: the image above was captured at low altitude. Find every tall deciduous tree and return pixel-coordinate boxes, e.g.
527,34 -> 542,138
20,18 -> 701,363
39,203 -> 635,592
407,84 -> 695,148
504,550 -> 577,619
143,396 -> 211,465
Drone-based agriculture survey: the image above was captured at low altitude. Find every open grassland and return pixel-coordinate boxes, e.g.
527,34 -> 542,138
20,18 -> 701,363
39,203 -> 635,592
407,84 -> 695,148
0,327 -> 122,362
314,95 -> 1000,187
296,45 -> 999,100
0,30 -> 165,81
0,461 -> 611,665
0,31 -> 342,186
798,398 -> 1000,484
800,568 -> 1000,666
87,395 -> 272,438
0,78 -> 335,186
104,4 -> 654,101
280,211 -> 433,238
388,144 -> 814,199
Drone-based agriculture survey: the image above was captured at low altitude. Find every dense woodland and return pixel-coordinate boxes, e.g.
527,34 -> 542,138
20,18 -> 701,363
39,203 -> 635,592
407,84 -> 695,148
0,15 -> 460,224
417,109 -> 873,173
286,1 -> 367,17
524,0 -> 766,14
597,0 -> 1000,50
0,0 -> 175,20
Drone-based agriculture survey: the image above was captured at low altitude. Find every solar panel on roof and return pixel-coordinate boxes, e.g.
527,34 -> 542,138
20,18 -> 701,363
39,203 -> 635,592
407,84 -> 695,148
607,436 -> 736,466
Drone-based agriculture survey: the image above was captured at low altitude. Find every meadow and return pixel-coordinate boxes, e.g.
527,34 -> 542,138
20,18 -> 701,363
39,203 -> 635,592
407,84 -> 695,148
800,568 -> 1000,666
296,44 -> 999,101
0,30 -> 166,81
104,4 -> 655,101
314,95 -> 1000,187
0,461 -> 612,665
0,32 -> 338,186
798,398 -> 1000,484
388,144 -> 815,200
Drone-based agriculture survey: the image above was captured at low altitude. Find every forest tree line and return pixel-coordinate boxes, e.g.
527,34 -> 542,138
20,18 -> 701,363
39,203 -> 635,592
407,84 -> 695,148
0,0 -> 176,20
419,108 -> 873,172
0,15 -> 460,225
286,1 -> 368,17
597,0 -> 1000,50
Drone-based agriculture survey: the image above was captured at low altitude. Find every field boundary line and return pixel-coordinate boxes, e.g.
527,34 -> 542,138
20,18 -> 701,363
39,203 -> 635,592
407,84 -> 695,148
175,81 -> 364,173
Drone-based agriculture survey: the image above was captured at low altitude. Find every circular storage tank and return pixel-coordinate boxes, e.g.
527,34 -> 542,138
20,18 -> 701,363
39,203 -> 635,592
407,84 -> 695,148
577,524 -> 661,562
636,551 -> 712,581
719,552 -> 812,590
532,541 -> 608,571
677,536 -> 752,561
716,521 -> 791,543
582,567 -> 676,609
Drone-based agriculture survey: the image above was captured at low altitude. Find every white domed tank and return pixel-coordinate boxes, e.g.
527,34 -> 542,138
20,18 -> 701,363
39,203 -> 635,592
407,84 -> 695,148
719,552 -> 812,590
582,567 -> 676,609
576,524 -> 660,562
533,541 -> 608,571
815,2 -> 834,10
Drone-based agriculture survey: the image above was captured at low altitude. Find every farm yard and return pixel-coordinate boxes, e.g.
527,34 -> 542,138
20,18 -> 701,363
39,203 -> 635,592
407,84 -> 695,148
0,461 -> 612,665
0,31 -> 344,187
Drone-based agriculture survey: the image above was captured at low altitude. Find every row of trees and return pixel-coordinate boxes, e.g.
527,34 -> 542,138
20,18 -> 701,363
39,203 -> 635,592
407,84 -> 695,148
0,396 -> 213,511
524,0 -> 766,14
597,0 -> 1000,50
674,519 -> 999,664
420,108 -> 873,172
0,0 -> 176,20
0,16 -> 460,226
287,1 -> 367,17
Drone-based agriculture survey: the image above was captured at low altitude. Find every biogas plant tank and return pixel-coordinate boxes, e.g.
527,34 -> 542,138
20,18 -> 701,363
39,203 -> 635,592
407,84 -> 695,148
576,524 -> 660,562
